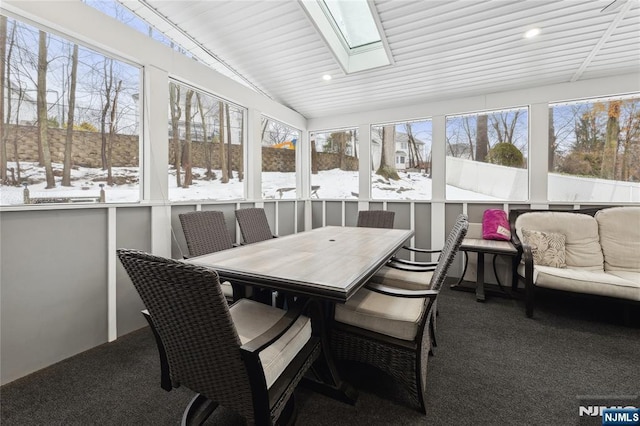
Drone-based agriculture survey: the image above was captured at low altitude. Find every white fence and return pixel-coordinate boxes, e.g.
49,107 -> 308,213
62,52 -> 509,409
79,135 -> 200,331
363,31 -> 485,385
446,156 -> 640,202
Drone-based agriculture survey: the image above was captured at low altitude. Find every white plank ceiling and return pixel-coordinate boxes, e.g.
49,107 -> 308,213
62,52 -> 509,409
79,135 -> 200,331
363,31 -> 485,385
122,0 -> 640,118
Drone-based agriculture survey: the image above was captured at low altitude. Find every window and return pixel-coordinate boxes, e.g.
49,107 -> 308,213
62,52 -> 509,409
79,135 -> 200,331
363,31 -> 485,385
549,95 -> 640,202
86,0 -> 259,93
168,81 -> 245,201
446,107 -> 529,201
371,119 -> 432,200
310,129 -> 359,199
261,117 -> 299,199
85,0 -> 175,49
298,0 -> 391,74
1,15 -> 140,206
322,0 -> 381,49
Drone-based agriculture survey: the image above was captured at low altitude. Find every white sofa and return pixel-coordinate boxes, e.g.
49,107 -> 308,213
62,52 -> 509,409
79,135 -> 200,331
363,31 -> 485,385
511,207 -> 640,318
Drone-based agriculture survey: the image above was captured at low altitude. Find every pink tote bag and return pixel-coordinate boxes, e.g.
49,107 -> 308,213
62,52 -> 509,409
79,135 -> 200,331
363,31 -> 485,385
482,209 -> 511,241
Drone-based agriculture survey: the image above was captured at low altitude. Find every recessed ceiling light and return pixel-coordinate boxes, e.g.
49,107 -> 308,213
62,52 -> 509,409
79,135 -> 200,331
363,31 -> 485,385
524,28 -> 541,39
322,74 -> 332,81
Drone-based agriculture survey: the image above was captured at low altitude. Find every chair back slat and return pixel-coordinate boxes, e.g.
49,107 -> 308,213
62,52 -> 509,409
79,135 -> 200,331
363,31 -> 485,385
179,210 -> 234,257
235,208 -> 274,244
116,249 -> 255,420
357,210 -> 395,229
429,215 -> 468,291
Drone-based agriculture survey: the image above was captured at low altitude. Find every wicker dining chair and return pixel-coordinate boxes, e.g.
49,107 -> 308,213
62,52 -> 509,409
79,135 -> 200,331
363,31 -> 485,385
179,210 -> 235,257
117,249 -> 321,426
178,210 -> 237,300
234,207 -> 281,305
373,214 -> 468,284
235,208 -> 277,244
330,215 -> 468,413
369,214 -> 468,351
356,210 -> 395,229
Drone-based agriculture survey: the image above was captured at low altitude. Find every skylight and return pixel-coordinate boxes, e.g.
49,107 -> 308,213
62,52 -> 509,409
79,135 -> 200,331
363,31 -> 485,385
322,0 -> 381,49
300,0 -> 393,74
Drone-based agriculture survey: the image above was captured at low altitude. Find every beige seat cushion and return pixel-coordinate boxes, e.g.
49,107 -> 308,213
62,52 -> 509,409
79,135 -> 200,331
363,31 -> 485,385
607,270 -> 640,286
518,265 -> 640,301
334,288 -> 426,341
230,299 -> 311,389
220,281 -> 234,298
596,207 -> 640,273
515,212 -> 603,271
370,266 -> 433,290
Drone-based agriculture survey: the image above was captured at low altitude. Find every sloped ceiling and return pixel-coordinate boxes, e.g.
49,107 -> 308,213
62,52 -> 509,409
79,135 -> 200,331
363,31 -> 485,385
124,0 -> 640,118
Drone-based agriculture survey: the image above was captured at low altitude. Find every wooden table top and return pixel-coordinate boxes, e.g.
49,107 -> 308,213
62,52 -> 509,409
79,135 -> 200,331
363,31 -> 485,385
185,226 -> 414,302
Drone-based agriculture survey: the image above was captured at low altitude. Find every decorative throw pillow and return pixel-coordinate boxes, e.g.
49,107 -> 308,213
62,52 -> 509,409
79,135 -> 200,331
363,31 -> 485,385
522,229 -> 566,268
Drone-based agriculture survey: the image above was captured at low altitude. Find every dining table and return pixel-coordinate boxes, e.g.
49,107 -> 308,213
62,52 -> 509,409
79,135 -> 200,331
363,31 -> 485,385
185,225 -> 414,403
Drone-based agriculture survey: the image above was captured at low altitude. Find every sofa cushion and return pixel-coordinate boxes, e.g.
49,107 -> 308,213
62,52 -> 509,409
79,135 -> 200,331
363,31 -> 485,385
522,229 -> 566,268
595,207 -> 640,273
607,270 -> 640,284
515,212 -> 603,271
518,265 -> 640,301
334,288 -> 426,341
230,298 -> 312,389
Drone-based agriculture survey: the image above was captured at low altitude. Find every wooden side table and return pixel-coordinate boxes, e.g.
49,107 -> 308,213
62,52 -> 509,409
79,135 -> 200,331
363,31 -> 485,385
451,238 -> 519,302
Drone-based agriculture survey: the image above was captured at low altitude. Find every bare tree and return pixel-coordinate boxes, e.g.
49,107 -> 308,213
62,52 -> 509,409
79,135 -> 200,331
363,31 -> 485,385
262,119 -> 295,145
169,83 -> 182,187
99,58 -> 115,170
196,93 -> 215,180
62,44 -> 78,186
548,108 -> 556,171
182,89 -> 194,187
476,114 -> 488,162
377,125 -> 399,180
11,88 -> 24,184
311,136 -> 318,175
462,116 -> 475,160
218,101 -> 228,184
0,16 -> 7,184
490,110 -> 521,145
225,103 -> 233,180
37,30 -> 55,188
106,79 -> 122,185
261,117 -> 269,143
340,131 -> 349,170
601,100 -> 620,179
5,19 -> 23,184
405,123 -> 423,169
619,101 -> 640,181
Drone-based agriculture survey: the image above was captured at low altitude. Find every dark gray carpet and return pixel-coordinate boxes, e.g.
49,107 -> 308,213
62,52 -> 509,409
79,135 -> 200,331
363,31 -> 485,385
2,287 -> 639,426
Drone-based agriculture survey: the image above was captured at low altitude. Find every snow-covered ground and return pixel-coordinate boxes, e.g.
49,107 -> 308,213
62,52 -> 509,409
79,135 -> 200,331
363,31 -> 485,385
0,162 -> 498,205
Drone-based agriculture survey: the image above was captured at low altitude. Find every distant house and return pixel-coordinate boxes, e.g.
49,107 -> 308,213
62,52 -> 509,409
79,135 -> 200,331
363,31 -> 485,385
3,83 -> 38,125
371,131 -> 427,171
